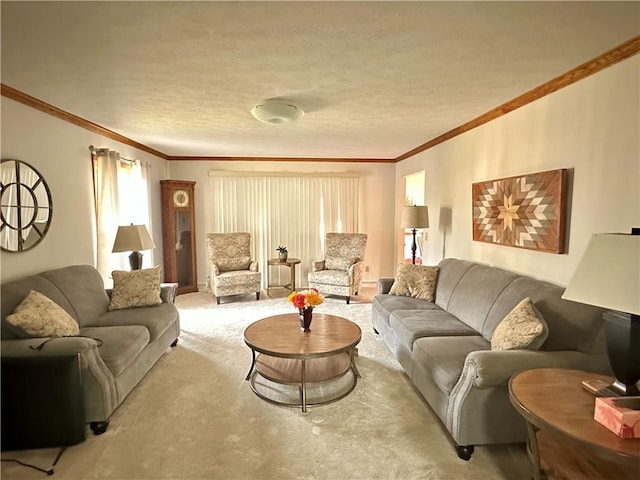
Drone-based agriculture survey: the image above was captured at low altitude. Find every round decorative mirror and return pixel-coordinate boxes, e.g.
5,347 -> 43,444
0,159 -> 53,252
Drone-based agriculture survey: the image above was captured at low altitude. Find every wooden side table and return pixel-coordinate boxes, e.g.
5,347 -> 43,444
267,257 -> 301,292
509,368 -> 640,480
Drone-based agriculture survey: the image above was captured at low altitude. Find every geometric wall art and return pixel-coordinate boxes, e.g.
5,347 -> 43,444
472,169 -> 568,253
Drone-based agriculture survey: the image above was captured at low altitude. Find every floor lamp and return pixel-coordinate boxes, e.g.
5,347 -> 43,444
562,231 -> 640,396
112,224 -> 156,270
401,206 -> 430,265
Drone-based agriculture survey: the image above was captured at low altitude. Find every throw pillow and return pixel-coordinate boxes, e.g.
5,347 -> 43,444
491,297 -> 549,351
6,290 -> 79,338
108,266 -> 162,310
216,256 -> 252,273
389,264 -> 439,301
325,256 -> 354,271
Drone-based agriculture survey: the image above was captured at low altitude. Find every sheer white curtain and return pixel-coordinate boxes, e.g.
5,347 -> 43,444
208,173 -> 359,288
92,149 -> 153,284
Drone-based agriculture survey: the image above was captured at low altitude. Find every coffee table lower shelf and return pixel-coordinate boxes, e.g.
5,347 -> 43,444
248,352 -> 358,412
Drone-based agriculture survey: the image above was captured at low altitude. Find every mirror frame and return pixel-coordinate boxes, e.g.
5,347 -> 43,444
0,159 -> 53,252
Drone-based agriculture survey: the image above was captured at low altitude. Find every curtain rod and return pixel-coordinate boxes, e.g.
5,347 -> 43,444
88,145 -> 136,164
208,170 -> 360,178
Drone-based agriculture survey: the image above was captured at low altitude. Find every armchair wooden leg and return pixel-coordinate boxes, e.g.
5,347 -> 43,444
345,296 -> 350,304
216,297 -> 221,305
256,292 -> 260,300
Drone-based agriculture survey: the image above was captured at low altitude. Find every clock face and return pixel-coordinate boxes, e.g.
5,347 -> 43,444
173,189 -> 189,208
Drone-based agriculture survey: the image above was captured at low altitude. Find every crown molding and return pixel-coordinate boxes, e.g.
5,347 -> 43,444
395,35 -> 640,162
1,84 -> 169,160
167,156 -> 395,163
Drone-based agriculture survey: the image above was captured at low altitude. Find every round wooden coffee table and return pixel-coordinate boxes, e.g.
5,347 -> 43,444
243,313 -> 361,412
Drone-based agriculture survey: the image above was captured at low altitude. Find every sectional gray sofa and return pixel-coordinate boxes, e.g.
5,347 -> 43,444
372,258 -> 612,460
1,265 -> 180,435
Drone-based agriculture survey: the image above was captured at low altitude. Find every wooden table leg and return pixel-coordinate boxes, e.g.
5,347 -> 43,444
526,421 -> 546,480
290,263 -> 296,291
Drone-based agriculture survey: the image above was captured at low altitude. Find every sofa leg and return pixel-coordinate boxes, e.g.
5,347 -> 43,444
90,421 -> 110,435
373,328 -> 379,334
454,444 -> 474,461
171,338 -> 178,347
345,296 -> 350,304
256,292 -> 260,300
216,297 -> 221,305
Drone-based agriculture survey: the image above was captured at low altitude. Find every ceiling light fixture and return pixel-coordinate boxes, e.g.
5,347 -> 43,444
250,103 -> 304,124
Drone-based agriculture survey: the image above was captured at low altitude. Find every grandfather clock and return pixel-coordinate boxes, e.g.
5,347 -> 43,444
160,180 -> 198,294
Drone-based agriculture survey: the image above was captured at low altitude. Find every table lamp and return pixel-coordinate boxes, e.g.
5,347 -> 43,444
112,224 -> 156,270
401,206 -> 429,264
561,230 -> 640,396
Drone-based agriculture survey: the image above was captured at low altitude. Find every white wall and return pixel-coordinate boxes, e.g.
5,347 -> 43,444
166,161 -> 396,288
0,98 -> 169,283
396,57 -> 640,285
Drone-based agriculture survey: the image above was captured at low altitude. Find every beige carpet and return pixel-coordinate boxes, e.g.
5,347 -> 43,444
1,291 -> 531,480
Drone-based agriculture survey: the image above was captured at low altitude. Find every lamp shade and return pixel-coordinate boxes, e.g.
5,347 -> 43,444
250,103 -> 304,124
401,206 -> 430,229
561,233 -> 640,315
112,224 -> 156,253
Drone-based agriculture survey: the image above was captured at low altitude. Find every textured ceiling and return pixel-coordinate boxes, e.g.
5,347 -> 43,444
1,1 -> 639,160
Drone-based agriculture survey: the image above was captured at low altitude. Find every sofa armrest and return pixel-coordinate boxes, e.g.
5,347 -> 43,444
2,337 -> 101,358
312,260 -> 325,272
462,349 -> 612,389
377,277 -> 395,294
249,261 -> 259,272
160,284 -> 178,303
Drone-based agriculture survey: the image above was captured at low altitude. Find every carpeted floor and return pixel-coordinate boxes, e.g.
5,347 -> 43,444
1,290 -> 531,480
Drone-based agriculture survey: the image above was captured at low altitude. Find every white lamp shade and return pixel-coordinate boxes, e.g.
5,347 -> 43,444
561,233 -> 640,315
250,103 -> 304,124
112,224 -> 156,253
401,206 -> 430,229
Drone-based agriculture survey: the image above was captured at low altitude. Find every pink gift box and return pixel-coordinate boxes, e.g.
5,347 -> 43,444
594,396 -> 640,439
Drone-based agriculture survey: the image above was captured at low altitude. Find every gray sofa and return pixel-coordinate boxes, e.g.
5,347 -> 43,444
372,258 -> 611,460
1,265 -> 180,435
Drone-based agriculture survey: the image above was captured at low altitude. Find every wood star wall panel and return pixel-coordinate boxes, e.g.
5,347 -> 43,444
472,169 -> 567,253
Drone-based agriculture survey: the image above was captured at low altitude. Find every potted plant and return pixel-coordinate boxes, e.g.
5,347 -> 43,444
276,245 -> 288,261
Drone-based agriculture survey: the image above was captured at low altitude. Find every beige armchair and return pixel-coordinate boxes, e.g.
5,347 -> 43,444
308,233 -> 368,304
205,233 -> 261,304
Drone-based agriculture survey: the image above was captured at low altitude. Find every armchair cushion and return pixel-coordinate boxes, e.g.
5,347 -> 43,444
217,256 -> 252,273
325,256 -> 353,272
108,266 -> 162,311
6,290 -> 80,339
389,264 -> 439,301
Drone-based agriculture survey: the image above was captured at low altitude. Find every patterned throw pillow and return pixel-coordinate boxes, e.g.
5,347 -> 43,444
108,266 -> 162,310
216,256 -> 252,273
389,264 -> 439,301
325,256 -> 354,272
6,290 -> 79,338
491,297 -> 549,351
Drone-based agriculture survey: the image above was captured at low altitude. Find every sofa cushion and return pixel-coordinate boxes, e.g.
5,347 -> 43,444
80,325 -> 150,377
446,264 -> 519,333
108,267 -> 162,310
412,336 -> 490,394
491,297 -> 549,350
372,294 -> 440,326
433,258 -> 476,311
389,309 -> 479,351
90,303 -> 179,342
216,256 -> 252,273
40,265 -> 110,326
307,269 -> 352,287
389,264 -> 439,301
6,290 -> 80,338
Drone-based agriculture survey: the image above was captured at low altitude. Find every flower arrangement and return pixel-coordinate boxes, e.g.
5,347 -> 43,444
288,288 -> 324,311
276,245 -> 288,254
